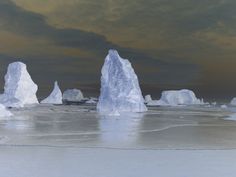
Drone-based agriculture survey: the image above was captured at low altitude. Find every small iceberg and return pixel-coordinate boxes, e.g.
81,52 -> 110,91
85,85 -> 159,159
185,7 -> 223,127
41,81 -> 62,104
62,89 -> 84,102
85,97 -> 98,104
221,105 -> 227,109
146,89 -> 204,106
230,98 -> 236,106
144,95 -> 152,103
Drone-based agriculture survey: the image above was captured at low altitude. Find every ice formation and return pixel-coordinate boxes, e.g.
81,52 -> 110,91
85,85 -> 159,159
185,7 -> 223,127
62,89 -> 84,102
41,81 -> 62,104
0,104 -> 13,117
85,97 -> 97,104
144,95 -> 152,103
0,62 -> 38,107
230,98 -> 236,106
221,104 -> 227,109
148,89 -> 203,106
97,50 -> 147,114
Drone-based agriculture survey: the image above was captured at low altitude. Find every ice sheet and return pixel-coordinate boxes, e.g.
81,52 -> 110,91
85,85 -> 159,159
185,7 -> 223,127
0,147 -> 236,177
0,104 -> 234,149
0,105 -> 236,177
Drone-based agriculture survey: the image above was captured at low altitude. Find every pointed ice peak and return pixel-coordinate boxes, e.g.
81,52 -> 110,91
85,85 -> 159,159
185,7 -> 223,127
107,50 -> 127,65
108,49 -> 119,57
41,81 -> 62,104
54,81 -> 59,88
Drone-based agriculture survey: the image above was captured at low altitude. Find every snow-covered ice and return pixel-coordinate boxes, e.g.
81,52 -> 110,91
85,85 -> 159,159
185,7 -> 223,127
62,89 -> 84,102
149,89 -> 203,106
1,147 -> 236,177
41,81 -> 62,104
0,62 -> 38,107
0,104 -> 12,118
97,50 -> 147,114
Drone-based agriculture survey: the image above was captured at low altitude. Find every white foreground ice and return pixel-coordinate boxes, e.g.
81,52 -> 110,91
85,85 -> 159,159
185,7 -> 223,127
62,89 -> 84,102
1,147 -> 236,177
41,81 -> 62,104
0,62 -> 38,107
147,89 -> 203,106
0,104 -> 12,118
97,50 -> 147,114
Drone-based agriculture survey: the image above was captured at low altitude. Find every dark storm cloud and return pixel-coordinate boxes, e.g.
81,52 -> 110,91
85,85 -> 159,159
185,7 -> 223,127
173,0 -> 236,33
0,0 -> 116,52
0,0 -> 200,88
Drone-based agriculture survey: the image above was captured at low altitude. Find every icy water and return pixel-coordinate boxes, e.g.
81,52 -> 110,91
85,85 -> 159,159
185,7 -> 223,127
0,104 -> 235,149
1,105 -> 236,177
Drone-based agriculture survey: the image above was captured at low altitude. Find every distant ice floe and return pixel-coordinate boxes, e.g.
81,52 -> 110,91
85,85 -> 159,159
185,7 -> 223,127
0,62 -> 38,108
41,81 -> 62,104
85,97 -> 98,104
0,104 -> 13,118
144,95 -> 152,104
97,50 -> 147,115
62,89 -> 84,102
146,89 -> 204,106
221,104 -> 227,109
230,98 -> 236,106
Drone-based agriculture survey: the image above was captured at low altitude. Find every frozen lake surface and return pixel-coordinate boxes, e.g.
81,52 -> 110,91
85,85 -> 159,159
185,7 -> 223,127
1,105 -> 236,177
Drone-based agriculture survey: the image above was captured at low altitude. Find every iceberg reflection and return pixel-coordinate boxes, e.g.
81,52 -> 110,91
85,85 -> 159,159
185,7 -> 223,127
98,113 -> 144,146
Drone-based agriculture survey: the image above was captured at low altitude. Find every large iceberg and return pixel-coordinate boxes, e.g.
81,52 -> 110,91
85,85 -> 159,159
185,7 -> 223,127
41,81 -> 62,104
62,89 -> 84,102
0,62 -> 38,107
97,50 -> 147,114
151,89 -> 203,106
0,104 -> 13,118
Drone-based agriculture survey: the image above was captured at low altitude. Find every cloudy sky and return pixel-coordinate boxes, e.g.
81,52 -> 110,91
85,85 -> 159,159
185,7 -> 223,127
0,0 -> 236,100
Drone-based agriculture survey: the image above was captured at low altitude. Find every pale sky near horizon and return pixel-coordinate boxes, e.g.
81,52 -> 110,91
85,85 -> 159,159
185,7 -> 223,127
0,0 -> 236,100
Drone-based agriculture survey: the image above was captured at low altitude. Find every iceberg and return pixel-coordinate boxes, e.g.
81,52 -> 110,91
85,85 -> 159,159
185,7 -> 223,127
41,81 -> 62,104
62,89 -> 84,102
148,89 -> 203,106
230,98 -> 236,106
221,104 -> 227,108
0,62 -> 38,107
97,49 -> 147,114
0,104 -> 13,118
144,95 -> 152,103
